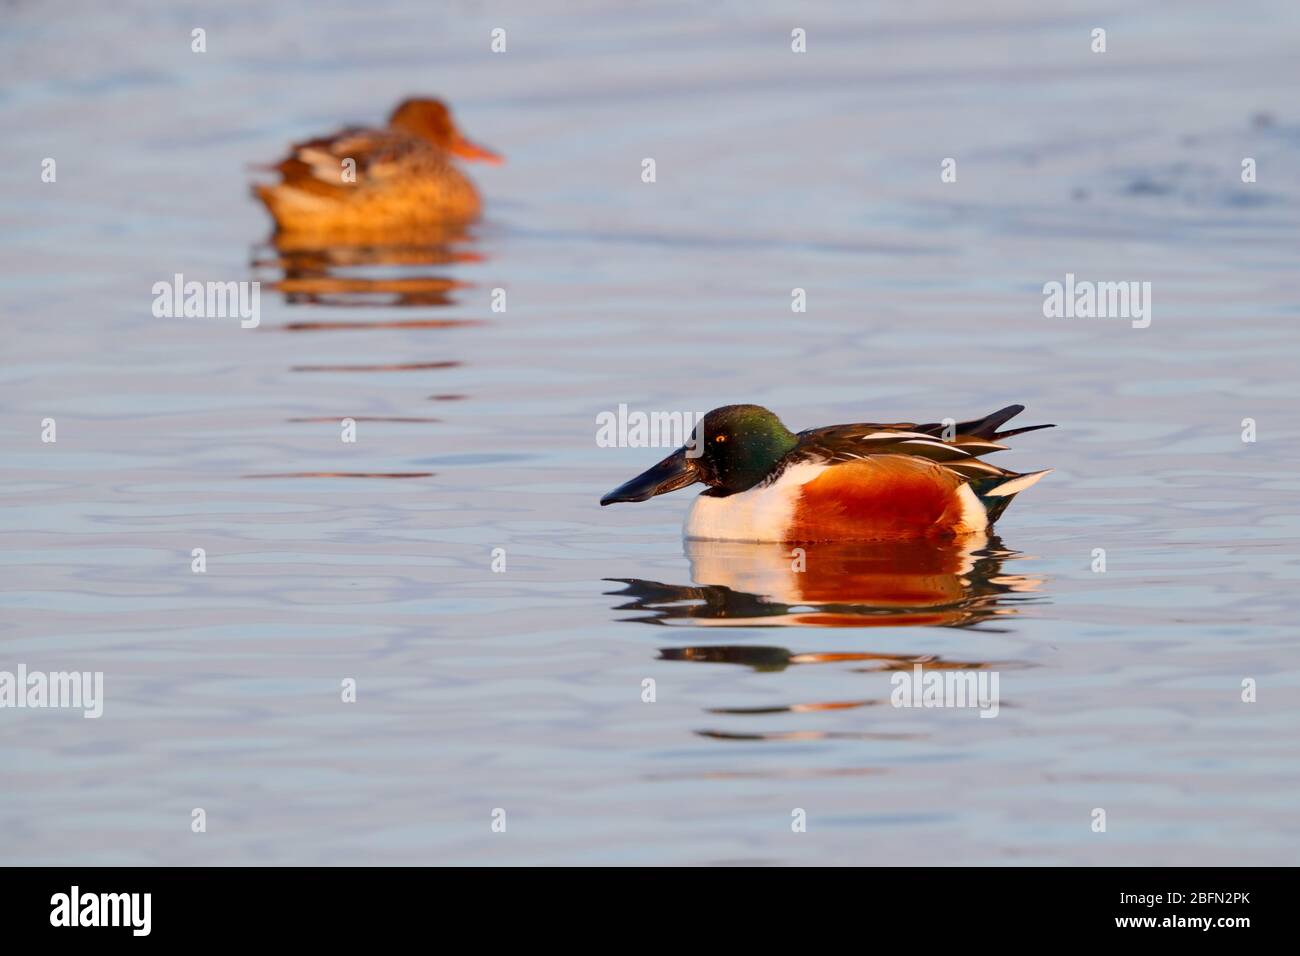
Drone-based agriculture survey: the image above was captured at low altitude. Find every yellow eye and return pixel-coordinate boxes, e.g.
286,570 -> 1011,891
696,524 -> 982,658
714,434 -> 727,443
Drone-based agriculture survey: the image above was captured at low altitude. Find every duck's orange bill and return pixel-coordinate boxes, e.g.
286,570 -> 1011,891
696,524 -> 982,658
451,135 -> 504,164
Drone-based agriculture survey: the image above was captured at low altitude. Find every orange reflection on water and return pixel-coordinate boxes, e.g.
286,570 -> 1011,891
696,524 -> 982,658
242,472 -> 433,479
291,361 -> 460,372
608,533 -> 1042,629
617,535 -> 1043,741
285,416 -> 442,423
284,319 -> 482,331
254,223 -> 483,308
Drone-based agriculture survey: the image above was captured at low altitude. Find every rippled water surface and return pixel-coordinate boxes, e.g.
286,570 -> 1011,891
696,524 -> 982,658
2,0 -> 1299,864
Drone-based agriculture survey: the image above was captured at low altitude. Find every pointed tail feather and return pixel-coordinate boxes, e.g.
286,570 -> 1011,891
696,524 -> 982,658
981,468 -> 1053,497
964,404 -> 1026,439
917,404 -> 1053,441
970,469 -> 1053,523
991,422 -> 1055,440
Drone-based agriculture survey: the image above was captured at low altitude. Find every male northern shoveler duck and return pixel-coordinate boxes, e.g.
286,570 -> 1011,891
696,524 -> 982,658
253,98 -> 501,236
600,404 -> 1053,542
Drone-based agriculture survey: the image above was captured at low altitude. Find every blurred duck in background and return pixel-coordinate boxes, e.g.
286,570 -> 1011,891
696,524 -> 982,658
253,97 -> 502,239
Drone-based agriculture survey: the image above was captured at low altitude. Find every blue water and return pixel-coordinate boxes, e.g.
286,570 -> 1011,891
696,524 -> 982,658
1,0 -> 1298,864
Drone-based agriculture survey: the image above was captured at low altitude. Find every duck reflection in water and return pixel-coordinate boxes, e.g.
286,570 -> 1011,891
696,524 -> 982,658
252,224 -> 482,309
605,532 -> 1042,630
609,535 -> 1039,736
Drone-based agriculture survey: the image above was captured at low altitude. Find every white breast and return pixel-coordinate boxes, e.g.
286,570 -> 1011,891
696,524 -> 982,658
683,461 -> 828,542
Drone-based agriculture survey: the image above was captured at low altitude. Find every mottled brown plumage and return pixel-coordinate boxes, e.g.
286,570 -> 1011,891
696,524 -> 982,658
253,98 -> 501,238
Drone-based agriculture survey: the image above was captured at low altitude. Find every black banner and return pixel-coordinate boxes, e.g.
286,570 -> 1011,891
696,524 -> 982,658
0,867 -> 1276,941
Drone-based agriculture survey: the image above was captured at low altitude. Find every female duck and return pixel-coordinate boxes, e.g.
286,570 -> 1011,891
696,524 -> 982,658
254,98 -> 502,237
